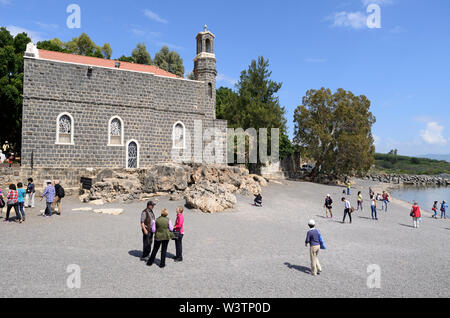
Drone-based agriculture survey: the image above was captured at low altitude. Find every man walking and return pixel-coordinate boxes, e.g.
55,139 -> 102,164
342,197 -> 352,224
52,180 -> 65,215
40,180 -> 55,217
305,220 -> 322,276
140,201 -> 156,262
25,178 -> 35,208
441,201 -> 448,219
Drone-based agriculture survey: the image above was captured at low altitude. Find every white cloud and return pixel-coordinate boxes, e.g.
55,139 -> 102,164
143,9 -> 168,24
35,21 -> 59,30
420,122 -> 448,145
304,58 -> 327,63
217,73 -> 237,86
6,25 -> 43,42
373,134 -> 381,147
331,11 -> 367,29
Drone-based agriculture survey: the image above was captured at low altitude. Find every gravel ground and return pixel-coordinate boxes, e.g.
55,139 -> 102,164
0,179 -> 449,298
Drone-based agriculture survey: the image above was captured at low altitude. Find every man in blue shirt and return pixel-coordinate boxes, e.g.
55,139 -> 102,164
305,219 -> 322,276
441,201 -> 448,219
41,180 -> 55,217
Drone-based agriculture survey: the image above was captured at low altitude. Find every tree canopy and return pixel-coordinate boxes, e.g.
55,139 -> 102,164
216,56 -> 294,164
37,33 -> 112,59
0,27 -> 30,154
153,46 -> 185,77
293,87 -> 376,179
131,42 -> 152,65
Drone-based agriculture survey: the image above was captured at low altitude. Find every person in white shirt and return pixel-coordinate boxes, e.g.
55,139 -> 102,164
341,197 -> 352,224
0,152 -> 6,163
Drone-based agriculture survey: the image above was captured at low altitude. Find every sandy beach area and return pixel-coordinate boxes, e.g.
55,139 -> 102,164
0,178 -> 449,298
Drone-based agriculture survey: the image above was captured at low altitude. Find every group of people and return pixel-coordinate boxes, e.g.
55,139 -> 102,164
140,201 -> 184,268
0,141 -> 16,167
0,178 -> 36,223
0,178 -> 65,222
431,200 -> 448,219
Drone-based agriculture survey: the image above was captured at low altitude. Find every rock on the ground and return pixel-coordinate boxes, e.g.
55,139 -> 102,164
184,181 -> 237,214
141,164 -> 189,193
93,208 -> 124,215
72,207 -> 93,211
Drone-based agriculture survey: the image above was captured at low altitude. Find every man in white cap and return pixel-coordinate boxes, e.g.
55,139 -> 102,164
305,219 -> 322,276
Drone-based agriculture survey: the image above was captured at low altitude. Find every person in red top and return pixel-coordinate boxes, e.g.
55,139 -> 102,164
173,206 -> 185,262
5,184 -> 21,223
410,202 -> 421,228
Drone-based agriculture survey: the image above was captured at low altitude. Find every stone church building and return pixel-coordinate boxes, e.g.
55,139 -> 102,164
21,27 -> 227,169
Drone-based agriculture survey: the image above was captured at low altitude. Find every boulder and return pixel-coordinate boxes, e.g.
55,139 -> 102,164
141,164 -> 189,193
184,180 -> 237,214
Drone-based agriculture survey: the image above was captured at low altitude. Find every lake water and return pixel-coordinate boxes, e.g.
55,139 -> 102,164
391,186 -> 449,211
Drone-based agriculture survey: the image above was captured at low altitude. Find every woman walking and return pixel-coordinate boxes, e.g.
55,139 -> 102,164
147,208 -> 175,268
173,206 -> 185,262
410,202 -> 421,229
17,183 -> 26,222
357,191 -> 363,211
432,201 -> 438,219
4,184 -> 21,223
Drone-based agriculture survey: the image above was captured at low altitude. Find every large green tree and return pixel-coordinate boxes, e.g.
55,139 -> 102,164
153,46 -> 184,77
216,56 -> 293,165
131,43 -> 152,65
0,27 -> 31,154
293,87 -> 376,179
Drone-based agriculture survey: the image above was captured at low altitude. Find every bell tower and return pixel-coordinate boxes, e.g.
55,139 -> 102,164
194,25 -> 217,119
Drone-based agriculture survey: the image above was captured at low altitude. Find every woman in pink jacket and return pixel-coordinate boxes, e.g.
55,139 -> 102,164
173,206 -> 184,262
410,202 -> 421,229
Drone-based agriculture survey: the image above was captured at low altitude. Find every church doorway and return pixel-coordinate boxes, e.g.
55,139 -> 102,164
126,140 -> 139,169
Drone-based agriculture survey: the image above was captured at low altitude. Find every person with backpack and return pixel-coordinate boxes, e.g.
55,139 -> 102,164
410,202 -> 421,229
305,219 -> 324,276
140,201 -> 156,262
324,194 -> 333,218
25,178 -> 35,208
432,201 -> 439,219
341,197 -> 353,224
4,184 -> 21,223
17,182 -> 26,222
147,208 -> 175,268
52,180 -> 65,215
441,201 -> 448,219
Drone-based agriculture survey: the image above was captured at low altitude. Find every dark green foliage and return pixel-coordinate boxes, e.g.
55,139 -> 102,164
131,43 -> 152,65
293,88 -> 376,179
0,27 -> 30,154
118,55 -> 136,63
373,153 -> 450,175
153,46 -> 184,77
216,56 -> 292,163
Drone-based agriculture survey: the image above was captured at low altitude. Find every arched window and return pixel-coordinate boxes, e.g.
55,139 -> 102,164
56,112 -> 74,145
108,116 -> 124,146
205,39 -> 211,53
126,139 -> 139,169
172,122 -> 186,149
208,83 -> 213,98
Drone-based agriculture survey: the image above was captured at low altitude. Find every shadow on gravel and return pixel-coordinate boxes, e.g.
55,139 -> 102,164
129,250 -> 143,258
399,223 -> 414,228
358,216 -> 373,220
284,262 -> 311,275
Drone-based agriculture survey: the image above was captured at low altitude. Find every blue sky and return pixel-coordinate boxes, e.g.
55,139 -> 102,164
1,0 -> 449,156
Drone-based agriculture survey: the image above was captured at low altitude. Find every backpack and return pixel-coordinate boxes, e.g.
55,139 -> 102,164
58,186 -> 65,198
0,198 -> 5,208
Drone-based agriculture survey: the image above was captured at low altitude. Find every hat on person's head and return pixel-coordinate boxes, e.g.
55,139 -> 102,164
147,200 -> 156,207
308,219 -> 316,226
326,194 -> 330,197
46,179 -> 52,184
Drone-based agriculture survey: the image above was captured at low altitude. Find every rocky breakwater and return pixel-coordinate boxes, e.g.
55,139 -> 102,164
80,164 -> 267,213
364,174 -> 450,186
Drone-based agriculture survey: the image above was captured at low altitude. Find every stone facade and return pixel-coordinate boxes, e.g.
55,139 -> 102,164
21,28 -> 226,169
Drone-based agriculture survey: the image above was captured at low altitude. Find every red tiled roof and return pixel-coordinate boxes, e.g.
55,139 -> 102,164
37,49 -> 180,78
